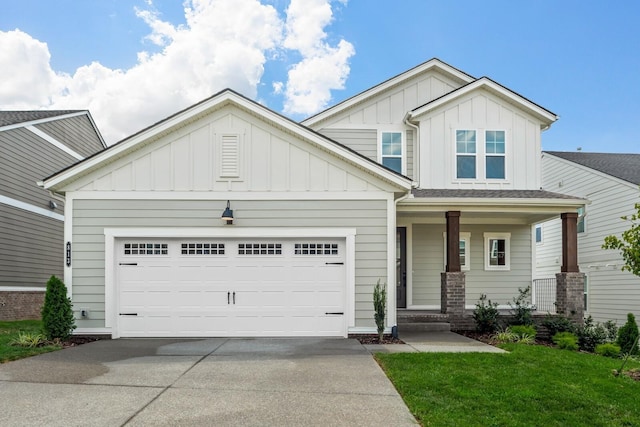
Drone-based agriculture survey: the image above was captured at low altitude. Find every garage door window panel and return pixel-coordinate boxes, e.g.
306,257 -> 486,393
238,243 -> 282,255
181,243 -> 225,255
124,243 -> 168,255
294,243 -> 339,255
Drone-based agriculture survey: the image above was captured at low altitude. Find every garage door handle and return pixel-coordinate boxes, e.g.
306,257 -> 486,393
233,291 -> 236,304
119,313 -> 138,316
325,312 -> 344,315
325,262 -> 344,265
227,292 -> 230,304
119,263 -> 138,266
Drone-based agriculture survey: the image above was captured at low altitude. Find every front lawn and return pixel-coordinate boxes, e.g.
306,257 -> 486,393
377,344 -> 640,426
0,320 -> 60,363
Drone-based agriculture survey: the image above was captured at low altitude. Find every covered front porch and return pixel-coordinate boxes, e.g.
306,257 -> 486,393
395,189 -> 586,330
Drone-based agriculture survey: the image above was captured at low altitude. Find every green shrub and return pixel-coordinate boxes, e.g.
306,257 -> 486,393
603,320 -> 618,342
595,343 -> 621,358
542,314 -> 576,337
576,316 -> 609,353
473,294 -> 500,334
508,286 -> 535,326
41,275 -> 76,341
493,328 -> 516,343
617,313 -> 639,355
552,332 -> 578,351
9,332 -> 46,348
510,325 -> 537,337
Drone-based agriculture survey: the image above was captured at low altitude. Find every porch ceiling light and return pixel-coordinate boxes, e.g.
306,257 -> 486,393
221,200 -> 234,225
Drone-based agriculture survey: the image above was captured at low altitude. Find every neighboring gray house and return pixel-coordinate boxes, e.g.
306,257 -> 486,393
0,111 -> 105,320
536,151 -> 640,325
42,59 -> 585,338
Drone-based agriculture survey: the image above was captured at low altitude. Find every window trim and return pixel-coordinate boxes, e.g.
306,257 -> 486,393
484,232 -> 511,271
443,232 -> 471,271
577,207 -> 586,234
454,128 -> 508,182
378,129 -> 406,175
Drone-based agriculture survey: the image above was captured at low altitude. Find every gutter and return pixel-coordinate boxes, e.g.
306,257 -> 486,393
403,112 -> 420,185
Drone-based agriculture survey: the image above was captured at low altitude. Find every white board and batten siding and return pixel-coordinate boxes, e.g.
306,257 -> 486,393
62,102 -> 402,337
538,154 -> 640,325
416,89 -> 543,190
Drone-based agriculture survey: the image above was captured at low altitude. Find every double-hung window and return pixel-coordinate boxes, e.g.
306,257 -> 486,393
456,130 -> 476,179
381,131 -> 403,174
485,130 -> 505,179
455,129 -> 506,180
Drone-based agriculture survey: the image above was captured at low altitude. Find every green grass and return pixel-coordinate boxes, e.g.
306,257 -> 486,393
376,344 -> 640,427
0,320 -> 60,363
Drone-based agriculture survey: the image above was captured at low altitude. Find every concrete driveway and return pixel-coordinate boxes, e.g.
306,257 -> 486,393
0,338 -> 417,426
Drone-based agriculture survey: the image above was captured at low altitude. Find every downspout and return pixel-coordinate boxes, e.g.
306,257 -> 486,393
403,112 -> 420,186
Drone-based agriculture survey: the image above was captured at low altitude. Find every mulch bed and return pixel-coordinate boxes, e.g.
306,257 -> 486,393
59,335 -> 104,348
351,334 -> 404,344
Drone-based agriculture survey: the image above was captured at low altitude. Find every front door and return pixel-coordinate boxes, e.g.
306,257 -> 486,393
396,227 -> 407,308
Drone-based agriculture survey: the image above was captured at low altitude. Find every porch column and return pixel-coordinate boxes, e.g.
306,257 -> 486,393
445,211 -> 461,272
560,212 -> 579,273
556,212 -> 584,322
442,211 -> 465,324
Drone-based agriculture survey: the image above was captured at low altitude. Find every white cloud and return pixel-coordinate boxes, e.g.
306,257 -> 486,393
0,0 -> 353,144
281,0 -> 354,115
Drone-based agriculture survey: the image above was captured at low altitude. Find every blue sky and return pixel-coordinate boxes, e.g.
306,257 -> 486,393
1,0 -> 638,152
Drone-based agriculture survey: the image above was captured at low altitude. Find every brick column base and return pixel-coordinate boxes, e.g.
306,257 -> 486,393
555,272 -> 585,323
441,272 -> 466,316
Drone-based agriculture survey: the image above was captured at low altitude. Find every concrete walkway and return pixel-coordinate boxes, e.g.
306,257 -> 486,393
0,338 -> 418,427
363,331 -> 506,353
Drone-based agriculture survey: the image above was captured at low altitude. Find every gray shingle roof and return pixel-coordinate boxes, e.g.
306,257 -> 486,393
545,151 -> 640,185
0,110 -> 82,127
412,188 -> 580,199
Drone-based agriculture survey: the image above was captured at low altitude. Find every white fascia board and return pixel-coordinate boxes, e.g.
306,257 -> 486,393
410,78 -> 558,125
398,197 -> 586,214
0,111 -> 88,133
302,59 -> 475,127
542,152 -> 640,190
68,191 -> 395,201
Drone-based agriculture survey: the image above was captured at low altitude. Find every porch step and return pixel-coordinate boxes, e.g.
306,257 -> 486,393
398,322 -> 451,333
397,310 -> 449,323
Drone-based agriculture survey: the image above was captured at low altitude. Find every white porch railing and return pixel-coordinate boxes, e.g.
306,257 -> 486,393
532,278 -> 556,314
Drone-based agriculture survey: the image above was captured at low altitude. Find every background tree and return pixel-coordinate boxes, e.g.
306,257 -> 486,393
602,201 -> 640,277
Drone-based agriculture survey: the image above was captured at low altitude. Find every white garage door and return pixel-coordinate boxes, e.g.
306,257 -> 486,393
116,238 -> 346,337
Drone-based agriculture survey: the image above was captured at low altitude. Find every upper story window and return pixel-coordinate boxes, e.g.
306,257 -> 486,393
380,131 -> 403,174
456,130 -> 476,179
456,129 -> 506,180
485,130 -> 505,179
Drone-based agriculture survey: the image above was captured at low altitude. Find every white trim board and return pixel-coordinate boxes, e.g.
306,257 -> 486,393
0,194 -> 64,221
0,287 -> 46,292
26,125 -> 84,160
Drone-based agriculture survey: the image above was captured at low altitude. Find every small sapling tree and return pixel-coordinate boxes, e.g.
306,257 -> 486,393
373,279 -> 387,342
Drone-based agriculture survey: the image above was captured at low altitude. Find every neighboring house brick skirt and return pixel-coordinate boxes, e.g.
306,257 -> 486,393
555,272 -> 585,322
0,291 -> 45,321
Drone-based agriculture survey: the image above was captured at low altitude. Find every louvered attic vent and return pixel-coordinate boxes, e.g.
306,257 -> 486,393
220,133 -> 240,178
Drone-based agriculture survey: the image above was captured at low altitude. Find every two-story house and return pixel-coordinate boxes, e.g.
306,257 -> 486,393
0,111 -> 105,320
41,59 -> 585,338
536,151 -> 640,326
